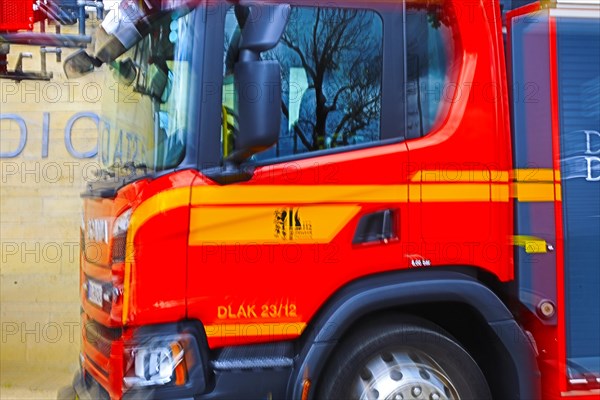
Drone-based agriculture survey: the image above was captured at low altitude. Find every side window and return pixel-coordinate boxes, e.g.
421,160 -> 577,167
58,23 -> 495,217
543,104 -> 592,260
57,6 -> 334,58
223,6 -> 384,161
405,3 -> 456,138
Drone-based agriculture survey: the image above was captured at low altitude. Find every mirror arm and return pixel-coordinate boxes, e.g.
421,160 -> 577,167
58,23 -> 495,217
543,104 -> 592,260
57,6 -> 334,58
90,56 -> 103,68
204,162 -> 255,185
239,49 -> 260,63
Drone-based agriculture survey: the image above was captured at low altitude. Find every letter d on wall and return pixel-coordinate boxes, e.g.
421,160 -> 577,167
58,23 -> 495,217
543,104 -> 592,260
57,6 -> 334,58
0,114 -> 27,158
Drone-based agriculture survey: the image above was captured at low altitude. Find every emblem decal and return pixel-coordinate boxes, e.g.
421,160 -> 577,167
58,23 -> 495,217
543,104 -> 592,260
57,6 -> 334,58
274,208 -> 313,240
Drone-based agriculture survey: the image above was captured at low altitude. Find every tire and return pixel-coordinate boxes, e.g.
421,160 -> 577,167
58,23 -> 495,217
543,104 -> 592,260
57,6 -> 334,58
317,315 -> 491,400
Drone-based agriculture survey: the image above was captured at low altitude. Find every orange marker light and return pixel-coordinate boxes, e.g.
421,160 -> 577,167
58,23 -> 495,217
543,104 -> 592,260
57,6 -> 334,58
171,343 -> 187,386
301,379 -> 311,400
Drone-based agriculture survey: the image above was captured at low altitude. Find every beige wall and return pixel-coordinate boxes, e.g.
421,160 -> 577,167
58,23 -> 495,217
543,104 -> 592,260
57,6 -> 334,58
1,25 -> 105,387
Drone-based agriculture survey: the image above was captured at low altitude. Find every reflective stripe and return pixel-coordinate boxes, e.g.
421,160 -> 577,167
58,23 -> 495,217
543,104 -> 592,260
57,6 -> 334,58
191,185 -> 407,205
204,323 -> 307,339
512,168 -> 559,182
512,182 -> 559,202
411,170 -> 509,182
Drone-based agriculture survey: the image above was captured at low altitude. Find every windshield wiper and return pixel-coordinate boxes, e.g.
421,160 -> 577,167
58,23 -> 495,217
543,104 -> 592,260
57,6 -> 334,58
97,162 -> 149,179
122,161 -> 149,175
93,168 -> 116,179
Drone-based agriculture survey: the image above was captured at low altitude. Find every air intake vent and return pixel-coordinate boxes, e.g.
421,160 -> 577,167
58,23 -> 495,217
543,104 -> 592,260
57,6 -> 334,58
212,342 -> 294,371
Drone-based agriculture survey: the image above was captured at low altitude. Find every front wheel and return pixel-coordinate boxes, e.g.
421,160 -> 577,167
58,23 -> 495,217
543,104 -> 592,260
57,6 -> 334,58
317,315 -> 491,400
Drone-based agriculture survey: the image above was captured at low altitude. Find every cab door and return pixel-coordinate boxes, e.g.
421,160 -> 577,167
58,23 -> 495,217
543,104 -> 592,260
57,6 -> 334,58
187,1 -> 412,349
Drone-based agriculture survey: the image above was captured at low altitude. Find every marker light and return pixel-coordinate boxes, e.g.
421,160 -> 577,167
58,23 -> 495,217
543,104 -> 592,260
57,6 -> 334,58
112,209 -> 132,263
537,300 -> 557,319
113,209 -> 132,237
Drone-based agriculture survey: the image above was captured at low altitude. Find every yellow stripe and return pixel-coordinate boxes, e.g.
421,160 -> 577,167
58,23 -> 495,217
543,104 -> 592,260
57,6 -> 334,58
204,323 -> 307,339
409,184 -> 421,202
190,184 -> 516,205
128,188 -> 191,239
191,185 -> 407,205
411,169 -> 561,184
555,185 -> 562,201
497,171 -> 511,183
412,170 -> 510,182
512,183 -> 558,202
189,205 -> 361,245
513,169 -> 557,182
513,236 -> 548,254
123,188 -> 191,324
492,184 -> 510,202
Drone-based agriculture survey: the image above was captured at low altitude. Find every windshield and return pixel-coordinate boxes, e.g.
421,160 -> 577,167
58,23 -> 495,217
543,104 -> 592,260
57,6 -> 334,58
98,9 -> 196,173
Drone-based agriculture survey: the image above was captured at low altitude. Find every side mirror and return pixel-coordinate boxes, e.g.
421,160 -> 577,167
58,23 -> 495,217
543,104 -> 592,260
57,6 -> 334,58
231,61 -> 282,162
228,3 -> 290,163
239,4 -> 290,58
64,49 -> 99,79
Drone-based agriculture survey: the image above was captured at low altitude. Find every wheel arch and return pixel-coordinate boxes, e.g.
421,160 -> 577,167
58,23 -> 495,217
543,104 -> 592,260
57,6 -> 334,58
288,269 -> 541,400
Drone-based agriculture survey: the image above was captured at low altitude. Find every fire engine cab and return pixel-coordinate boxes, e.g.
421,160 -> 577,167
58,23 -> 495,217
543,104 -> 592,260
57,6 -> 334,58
37,0 -> 600,398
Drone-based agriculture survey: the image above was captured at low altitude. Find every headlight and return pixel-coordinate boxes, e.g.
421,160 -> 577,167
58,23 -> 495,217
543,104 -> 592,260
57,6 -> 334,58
113,209 -> 132,237
124,341 -> 186,388
121,326 -> 207,396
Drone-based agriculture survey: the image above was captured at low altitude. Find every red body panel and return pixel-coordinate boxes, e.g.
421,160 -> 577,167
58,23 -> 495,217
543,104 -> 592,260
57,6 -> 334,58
121,170 -> 197,326
106,2 -> 513,347
187,144 -> 411,348
406,0 -> 513,281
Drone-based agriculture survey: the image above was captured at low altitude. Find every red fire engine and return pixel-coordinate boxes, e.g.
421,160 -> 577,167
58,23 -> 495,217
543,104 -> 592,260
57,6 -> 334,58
15,0 -> 599,398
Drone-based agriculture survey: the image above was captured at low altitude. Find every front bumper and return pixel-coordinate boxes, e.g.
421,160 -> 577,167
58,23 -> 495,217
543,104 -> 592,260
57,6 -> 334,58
72,370 -> 111,400
72,370 -> 195,400
79,319 -> 209,400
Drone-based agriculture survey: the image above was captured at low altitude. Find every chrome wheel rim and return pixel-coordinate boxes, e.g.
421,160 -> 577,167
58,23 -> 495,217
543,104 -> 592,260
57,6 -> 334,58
353,348 -> 460,400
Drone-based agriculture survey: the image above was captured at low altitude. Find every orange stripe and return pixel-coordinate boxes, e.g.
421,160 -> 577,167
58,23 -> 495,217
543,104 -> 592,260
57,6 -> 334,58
204,323 -> 307,339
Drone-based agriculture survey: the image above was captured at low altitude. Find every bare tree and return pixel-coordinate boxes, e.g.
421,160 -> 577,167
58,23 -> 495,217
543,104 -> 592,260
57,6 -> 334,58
271,8 -> 382,152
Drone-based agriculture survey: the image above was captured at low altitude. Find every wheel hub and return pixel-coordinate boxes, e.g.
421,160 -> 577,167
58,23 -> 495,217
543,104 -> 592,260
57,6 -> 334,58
354,350 -> 459,400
